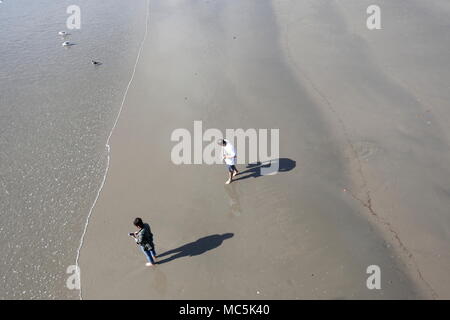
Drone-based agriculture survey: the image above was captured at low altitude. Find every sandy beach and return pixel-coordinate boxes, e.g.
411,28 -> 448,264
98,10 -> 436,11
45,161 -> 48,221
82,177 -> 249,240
78,0 -> 450,299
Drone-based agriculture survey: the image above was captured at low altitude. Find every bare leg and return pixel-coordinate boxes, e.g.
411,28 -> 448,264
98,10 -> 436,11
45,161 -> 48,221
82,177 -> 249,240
226,171 -> 233,184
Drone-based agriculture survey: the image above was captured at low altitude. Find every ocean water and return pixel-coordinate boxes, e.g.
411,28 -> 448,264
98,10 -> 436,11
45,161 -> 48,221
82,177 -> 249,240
0,0 -> 147,299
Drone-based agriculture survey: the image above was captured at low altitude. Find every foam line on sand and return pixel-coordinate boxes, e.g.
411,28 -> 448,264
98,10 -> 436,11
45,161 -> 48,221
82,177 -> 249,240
74,0 -> 150,300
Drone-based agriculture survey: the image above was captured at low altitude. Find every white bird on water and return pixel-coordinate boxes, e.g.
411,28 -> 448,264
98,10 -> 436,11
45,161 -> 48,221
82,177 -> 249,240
58,31 -> 68,36
62,41 -> 71,47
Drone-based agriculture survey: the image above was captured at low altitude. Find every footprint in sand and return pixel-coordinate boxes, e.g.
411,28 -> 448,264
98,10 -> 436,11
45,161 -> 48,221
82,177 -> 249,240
353,140 -> 383,161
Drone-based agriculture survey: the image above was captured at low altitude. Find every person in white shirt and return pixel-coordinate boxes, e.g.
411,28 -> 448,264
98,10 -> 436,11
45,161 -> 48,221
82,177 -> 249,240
218,139 -> 239,184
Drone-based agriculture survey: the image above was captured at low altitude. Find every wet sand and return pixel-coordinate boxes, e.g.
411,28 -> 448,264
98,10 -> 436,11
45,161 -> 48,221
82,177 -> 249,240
78,0 -> 450,299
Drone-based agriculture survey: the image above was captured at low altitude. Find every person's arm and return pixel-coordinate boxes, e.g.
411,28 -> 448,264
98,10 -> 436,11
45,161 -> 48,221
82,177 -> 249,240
136,230 -> 144,245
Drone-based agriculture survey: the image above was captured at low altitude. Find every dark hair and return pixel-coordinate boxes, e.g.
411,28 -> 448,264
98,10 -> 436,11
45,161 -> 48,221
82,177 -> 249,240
133,217 -> 144,228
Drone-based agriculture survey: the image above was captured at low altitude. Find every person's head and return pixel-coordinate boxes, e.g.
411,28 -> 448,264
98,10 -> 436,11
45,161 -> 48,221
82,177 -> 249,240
133,217 -> 144,229
217,139 -> 227,146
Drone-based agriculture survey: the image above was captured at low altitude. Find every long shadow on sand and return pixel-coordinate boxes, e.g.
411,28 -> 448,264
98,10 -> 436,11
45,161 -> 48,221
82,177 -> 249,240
233,158 -> 296,182
156,233 -> 234,265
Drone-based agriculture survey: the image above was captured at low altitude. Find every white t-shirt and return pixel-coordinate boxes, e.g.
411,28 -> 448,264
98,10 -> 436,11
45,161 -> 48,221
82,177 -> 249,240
222,140 -> 237,165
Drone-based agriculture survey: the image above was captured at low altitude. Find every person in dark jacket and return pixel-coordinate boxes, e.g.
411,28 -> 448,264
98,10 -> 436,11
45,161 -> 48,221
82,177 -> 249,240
130,217 -> 157,266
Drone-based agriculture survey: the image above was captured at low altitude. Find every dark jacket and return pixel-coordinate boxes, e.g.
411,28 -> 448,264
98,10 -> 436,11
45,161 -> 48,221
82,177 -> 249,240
136,223 -> 154,251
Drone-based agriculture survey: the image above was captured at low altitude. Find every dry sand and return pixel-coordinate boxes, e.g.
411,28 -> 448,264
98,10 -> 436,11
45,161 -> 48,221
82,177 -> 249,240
78,0 -> 450,299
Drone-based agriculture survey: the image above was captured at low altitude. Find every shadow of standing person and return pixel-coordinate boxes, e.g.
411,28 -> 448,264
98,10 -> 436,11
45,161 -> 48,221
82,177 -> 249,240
233,158 -> 296,182
156,233 -> 234,265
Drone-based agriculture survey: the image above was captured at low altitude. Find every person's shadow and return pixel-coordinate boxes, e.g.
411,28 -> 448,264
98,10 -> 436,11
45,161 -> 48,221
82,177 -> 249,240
233,158 -> 296,182
156,233 -> 234,265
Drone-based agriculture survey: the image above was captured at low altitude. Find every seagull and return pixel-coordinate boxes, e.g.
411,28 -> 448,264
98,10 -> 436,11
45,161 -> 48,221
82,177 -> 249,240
62,41 -> 71,47
91,60 -> 102,66
58,31 -> 68,36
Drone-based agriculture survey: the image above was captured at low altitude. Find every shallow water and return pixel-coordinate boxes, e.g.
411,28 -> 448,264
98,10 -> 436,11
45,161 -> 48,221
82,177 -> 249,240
0,0 -> 147,299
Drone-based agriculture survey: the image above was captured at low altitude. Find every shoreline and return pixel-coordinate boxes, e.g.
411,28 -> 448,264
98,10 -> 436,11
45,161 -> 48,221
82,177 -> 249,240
0,0 -> 151,299
75,0 -> 151,299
